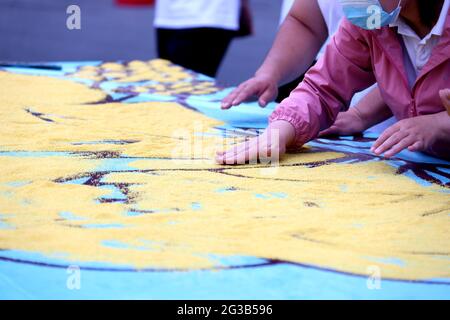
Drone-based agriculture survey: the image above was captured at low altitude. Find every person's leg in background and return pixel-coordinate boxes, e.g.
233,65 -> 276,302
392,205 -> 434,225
275,60 -> 317,103
156,28 -> 235,77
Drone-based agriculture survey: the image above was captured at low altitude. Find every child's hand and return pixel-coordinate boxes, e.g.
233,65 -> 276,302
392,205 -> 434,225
318,107 -> 367,137
371,114 -> 439,158
221,74 -> 278,109
440,89 -> 450,115
215,120 -> 295,165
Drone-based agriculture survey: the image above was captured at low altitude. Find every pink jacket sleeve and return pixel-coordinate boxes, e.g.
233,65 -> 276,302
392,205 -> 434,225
269,19 -> 377,149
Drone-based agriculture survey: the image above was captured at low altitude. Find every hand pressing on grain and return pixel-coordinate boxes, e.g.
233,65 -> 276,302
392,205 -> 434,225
370,112 -> 448,158
319,87 -> 393,138
318,107 -> 367,137
215,120 -> 295,165
221,73 -> 279,109
440,89 -> 450,115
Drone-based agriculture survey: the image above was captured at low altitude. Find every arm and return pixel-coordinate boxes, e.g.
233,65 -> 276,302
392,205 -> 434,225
256,0 -> 328,87
269,19 -> 376,149
222,0 -> 328,108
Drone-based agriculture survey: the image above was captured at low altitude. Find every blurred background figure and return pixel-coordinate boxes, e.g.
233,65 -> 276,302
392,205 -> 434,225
154,0 -> 252,77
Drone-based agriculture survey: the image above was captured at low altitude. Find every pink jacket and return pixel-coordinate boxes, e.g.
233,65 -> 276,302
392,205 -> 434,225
270,13 -> 450,157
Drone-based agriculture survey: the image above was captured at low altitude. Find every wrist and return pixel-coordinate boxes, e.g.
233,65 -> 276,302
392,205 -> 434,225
351,105 -> 371,130
255,66 -> 281,85
433,112 -> 450,140
267,120 -> 295,147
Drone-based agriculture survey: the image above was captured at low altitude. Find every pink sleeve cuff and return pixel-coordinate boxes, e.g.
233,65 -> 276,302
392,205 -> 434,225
269,109 -> 313,150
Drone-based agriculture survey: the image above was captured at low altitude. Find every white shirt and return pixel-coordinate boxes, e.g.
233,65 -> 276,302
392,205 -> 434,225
390,0 -> 449,87
280,0 -> 295,24
279,0 -> 343,58
154,0 -> 241,31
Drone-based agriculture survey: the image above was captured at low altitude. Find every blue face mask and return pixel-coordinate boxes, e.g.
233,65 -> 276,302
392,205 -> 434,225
340,0 -> 402,30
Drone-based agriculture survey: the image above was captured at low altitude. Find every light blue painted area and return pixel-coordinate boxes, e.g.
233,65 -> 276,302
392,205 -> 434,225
363,131 -> 380,139
215,187 -> 238,193
51,61 -> 102,73
0,218 -> 14,230
269,192 -> 288,199
5,181 -> 30,187
308,140 -> 375,157
425,170 -> 450,184
340,185 -> 349,192
194,73 -> 215,82
216,124 -> 262,134
93,158 -> 140,172
63,177 -> 90,185
2,67 -> 64,77
97,185 -> 127,201
318,138 -> 374,148
101,240 -> 149,251
83,224 -> 126,229
0,250 -> 449,299
122,93 -> 176,103
438,167 -> 450,175
102,239 -> 166,252
124,207 -> 179,216
401,169 -> 434,188
185,97 -> 275,129
339,136 -> 356,140
124,210 -> 149,217
203,255 -> 267,267
254,192 -> 288,200
102,240 -> 134,250
59,211 -> 86,221
365,256 -> 406,267
191,202 -> 202,211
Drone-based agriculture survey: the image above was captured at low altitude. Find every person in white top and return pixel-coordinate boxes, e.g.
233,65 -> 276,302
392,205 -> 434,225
155,0 -> 241,31
154,0 -> 251,77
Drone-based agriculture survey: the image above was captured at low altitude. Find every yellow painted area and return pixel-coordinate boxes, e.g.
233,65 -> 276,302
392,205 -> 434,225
0,71 -> 222,157
0,70 -> 449,281
67,59 -> 220,96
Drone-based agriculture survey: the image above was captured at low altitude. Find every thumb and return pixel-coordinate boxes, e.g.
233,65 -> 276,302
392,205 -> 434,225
258,86 -> 277,108
318,125 -> 339,137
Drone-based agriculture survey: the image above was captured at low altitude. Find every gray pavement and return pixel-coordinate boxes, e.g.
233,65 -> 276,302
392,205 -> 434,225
0,0 -> 282,86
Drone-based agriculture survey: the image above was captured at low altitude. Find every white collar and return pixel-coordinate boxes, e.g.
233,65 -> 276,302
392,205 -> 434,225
390,0 -> 449,41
